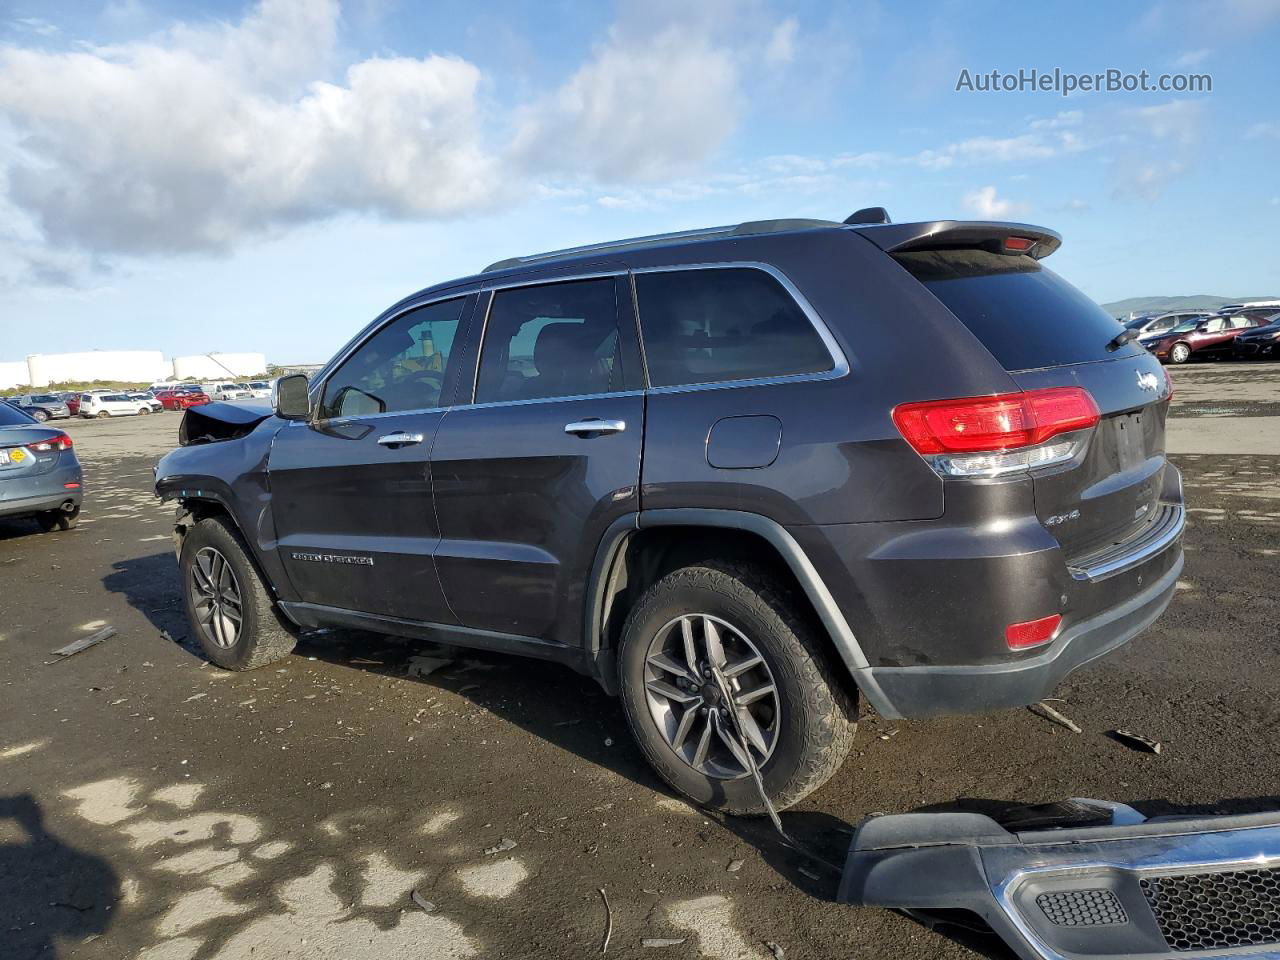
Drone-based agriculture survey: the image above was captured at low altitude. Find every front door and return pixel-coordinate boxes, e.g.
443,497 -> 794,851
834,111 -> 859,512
269,295 -> 473,623
430,275 -> 644,647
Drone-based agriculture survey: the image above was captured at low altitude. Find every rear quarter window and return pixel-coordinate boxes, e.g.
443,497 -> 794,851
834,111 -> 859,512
634,267 -> 833,388
896,249 -> 1142,371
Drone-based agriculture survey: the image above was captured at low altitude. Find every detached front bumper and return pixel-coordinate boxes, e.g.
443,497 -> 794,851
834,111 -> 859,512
841,801 -> 1280,960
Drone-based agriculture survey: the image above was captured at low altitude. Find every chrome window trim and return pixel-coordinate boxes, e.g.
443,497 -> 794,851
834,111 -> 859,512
631,261 -> 851,395
448,389 -> 644,415
310,292 -> 474,424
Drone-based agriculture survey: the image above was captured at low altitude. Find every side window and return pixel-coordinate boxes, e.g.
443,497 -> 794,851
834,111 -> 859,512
321,297 -> 467,419
1206,317 -> 1227,333
475,278 -> 623,403
634,267 -> 833,388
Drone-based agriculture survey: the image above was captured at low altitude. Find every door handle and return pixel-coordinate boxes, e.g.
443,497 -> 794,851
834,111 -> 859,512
377,431 -> 425,447
564,418 -> 626,436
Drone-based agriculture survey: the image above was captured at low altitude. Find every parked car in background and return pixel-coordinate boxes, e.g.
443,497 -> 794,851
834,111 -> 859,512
79,392 -> 154,418
243,380 -> 274,399
156,212 -> 1184,813
13,394 -> 72,421
1232,313 -> 1280,359
56,392 -> 82,416
128,391 -> 164,413
1127,311 -> 1209,342
203,383 -> 253,401
0,401 -> 82,531
157,387 -> 212,411
1146,314 -> 1266,363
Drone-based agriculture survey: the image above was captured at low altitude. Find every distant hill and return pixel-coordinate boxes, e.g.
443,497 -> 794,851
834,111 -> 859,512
1101,295 -> 1280,318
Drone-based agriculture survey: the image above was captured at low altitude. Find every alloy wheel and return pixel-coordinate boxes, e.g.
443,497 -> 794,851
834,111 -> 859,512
190,546 -> 244,649
642,613 -> 781,779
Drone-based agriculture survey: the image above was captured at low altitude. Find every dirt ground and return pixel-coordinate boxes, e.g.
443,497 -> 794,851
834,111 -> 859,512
2,362 -> 1278,960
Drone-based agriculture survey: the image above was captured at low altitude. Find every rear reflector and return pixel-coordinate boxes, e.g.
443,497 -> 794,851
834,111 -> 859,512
64,482 -> 81,489
1004,236 -> 1035,252
26,433 -> 73,452
1006,614 -> 1061,650
893,388 -> 1099,455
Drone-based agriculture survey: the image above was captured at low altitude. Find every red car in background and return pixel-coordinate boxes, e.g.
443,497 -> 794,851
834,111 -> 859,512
1146,313 -> 1267,363
156,387 -> 210,410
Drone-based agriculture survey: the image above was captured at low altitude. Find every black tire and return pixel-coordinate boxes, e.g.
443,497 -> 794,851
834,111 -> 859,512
97,410 -> 110,418
1169,342 -> 1192,364
30,409 -> 49,422
35,506 -> 79,532
180,516 -> 297,670
138,407 -> 151,415
618,561 -> 856,814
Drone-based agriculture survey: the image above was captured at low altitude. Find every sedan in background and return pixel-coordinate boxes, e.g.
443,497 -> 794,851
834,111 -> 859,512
1233,313 -> 1280,359
128,391 -> 165,413
0,401 -> 82,531
243,380 -> 274,399
1145,314 -> 1265,363
156,387 -> 211,411
14,393 -> 72,421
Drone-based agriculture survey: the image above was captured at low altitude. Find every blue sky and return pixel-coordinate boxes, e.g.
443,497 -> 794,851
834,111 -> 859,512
1,0 -> 1278,364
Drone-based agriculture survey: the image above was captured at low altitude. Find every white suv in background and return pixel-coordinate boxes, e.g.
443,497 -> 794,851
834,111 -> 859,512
243,380 -> 274,399
204,383 -> 254,401
80,392 -> 154,418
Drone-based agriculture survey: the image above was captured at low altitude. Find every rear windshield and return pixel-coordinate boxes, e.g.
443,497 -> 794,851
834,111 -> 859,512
896,249 -> 1142,371
0,402 -> 35,426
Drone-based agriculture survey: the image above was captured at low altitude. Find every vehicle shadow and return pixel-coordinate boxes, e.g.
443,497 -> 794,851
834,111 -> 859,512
291,627 -> 858,902
0,515 -> 45,542
0,794 -> 119,959
102,551 -> 194,649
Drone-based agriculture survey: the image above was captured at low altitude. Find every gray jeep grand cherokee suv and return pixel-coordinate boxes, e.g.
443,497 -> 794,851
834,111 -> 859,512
155,213 -> 1184,812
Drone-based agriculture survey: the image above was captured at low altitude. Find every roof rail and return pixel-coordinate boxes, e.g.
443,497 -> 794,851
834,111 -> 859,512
481,217 -> 841,273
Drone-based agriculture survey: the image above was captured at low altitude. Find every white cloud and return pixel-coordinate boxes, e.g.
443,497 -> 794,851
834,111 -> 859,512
1247,121 -> 1280,139
512,20 -> 740,182
1173,48 -> 1212,67
764,18 -> 798,65
1109,99 -> 1205,200
962,186 -> 1028,220
1030,110 -> 1083,130
0,0 -> 499,260
10,17 -> 60,37
917,134 -> 1061,170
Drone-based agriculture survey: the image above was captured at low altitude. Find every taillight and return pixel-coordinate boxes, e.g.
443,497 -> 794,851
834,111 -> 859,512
1162,367 -> 1174,399
1006,614 -> 1061,650
1004,236 -> 1035,253
893,387 -> 1099,478
26,433 -> 73,452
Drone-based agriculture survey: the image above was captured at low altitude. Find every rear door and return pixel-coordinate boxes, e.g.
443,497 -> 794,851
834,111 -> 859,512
268,295 -> 474,622
897,248 -> 1173,561
430,273 -> 643,647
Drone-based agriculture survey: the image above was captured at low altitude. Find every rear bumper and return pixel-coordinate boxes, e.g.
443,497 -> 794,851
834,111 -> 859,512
0,489 -> 82,518
0,462 -> 83,519
861,550 -> 1181,718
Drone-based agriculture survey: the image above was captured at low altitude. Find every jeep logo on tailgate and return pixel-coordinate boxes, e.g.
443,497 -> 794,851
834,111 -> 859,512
1136,371 -> 1160,392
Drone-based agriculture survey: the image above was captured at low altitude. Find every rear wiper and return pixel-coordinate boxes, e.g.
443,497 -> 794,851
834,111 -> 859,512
1107,327 -> 1141,351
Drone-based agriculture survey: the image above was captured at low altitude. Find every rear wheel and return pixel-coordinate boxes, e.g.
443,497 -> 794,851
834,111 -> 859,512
96,410 -> 111,418
1170,342 -> 1192,364
618,561 -> 856,814
180,516 -> 297,669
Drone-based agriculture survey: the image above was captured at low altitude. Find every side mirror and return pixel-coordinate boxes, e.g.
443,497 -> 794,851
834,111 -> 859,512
273,374 -> 311,421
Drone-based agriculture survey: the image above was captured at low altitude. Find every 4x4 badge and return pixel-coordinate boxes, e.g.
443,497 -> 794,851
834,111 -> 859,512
1136,371 -> 1160,392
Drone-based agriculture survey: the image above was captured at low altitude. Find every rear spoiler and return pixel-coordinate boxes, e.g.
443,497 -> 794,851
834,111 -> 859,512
848,220 -> 1062,260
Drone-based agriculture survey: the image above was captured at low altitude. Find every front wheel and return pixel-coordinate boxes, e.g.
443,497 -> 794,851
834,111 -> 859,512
138,407 -> 151,415
1170,342 -> 1192,364
618,562 -> 856,814
180,516 -> 297,670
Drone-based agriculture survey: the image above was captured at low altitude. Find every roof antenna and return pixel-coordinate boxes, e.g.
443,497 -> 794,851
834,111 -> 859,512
844,206 -> 892,225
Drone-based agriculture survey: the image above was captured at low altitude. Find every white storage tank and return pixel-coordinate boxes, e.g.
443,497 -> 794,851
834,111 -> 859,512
172,353 -> 269,381
0,361 -> 29,390
26,350 -> 169,388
